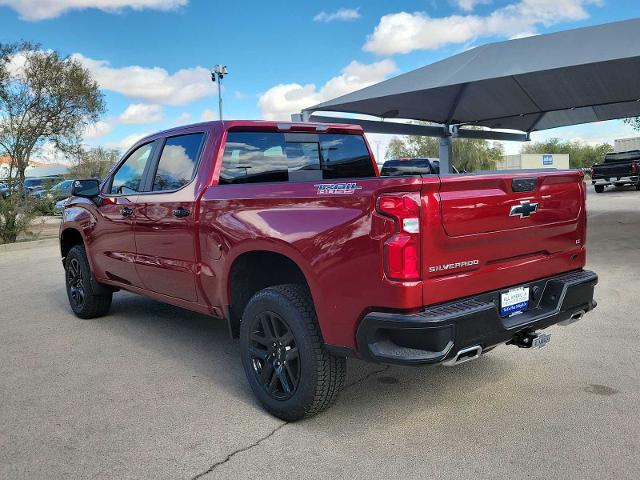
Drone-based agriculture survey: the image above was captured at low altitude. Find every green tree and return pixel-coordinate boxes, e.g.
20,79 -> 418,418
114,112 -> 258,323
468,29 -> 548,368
520,138 -> 612,169
623,117 -> 640,131
0,42 -> 104,243
69,146 -> 120,180
386,135 -> 503,172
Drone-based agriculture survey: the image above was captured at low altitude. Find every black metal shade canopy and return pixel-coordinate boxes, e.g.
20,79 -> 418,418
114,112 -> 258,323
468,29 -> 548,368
305,18 -> 640,133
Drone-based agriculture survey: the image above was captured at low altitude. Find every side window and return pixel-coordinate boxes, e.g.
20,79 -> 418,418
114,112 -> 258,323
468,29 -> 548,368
152,133 -> 204,192
219,132 -> 289,184
109,143 -> 153,195
320,134 -> 376,179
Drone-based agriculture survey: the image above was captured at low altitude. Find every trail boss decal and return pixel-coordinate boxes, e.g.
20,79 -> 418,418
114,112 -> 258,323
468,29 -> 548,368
429,259 -> 479,273
315,182 -> 362,195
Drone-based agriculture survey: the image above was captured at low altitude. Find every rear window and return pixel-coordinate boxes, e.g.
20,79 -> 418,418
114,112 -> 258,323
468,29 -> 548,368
380,159 -> 434,176
219,131 -> 375,184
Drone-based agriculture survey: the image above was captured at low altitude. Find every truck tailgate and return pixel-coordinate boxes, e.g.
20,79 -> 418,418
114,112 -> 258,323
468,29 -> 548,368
421,171 -> 586,305
592,162 -> 633,178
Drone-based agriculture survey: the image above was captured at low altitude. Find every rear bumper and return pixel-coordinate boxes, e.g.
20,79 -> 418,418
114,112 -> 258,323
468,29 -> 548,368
356,269 -> 598,365
592,176 -> 638,185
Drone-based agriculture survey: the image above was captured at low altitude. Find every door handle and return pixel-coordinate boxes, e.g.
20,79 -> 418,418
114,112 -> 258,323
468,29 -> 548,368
120,206 -> 133,217
172,207 -> 190,218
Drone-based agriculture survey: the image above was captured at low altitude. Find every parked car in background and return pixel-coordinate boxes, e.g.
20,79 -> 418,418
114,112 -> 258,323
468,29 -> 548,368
380,157 -> 459,176
48,180 -> 74,201
24,176 -> 66,191
59,120 -> 598,421
28,186 -> 49,198
590,150 -> 640,193
54,197 -> 70,216
0,182 -> 8,198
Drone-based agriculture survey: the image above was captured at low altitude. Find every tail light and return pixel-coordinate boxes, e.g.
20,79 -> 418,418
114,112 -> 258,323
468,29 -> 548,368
377,192 -> 421,281
632,162 -> 638,175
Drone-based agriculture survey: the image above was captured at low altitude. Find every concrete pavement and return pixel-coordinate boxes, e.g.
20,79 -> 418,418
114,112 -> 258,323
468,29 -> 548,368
1,187 -> 639,479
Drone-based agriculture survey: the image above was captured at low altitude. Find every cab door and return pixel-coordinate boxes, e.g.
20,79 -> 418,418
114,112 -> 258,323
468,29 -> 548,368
90,141 -> 157,286
133,132 -> 206,302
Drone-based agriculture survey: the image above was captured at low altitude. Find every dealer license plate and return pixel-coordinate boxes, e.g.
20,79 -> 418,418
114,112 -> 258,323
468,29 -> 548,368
500,286 -> 530,317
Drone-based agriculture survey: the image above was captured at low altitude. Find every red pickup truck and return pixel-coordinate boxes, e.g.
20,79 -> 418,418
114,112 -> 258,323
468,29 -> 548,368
60,120 -> 597,420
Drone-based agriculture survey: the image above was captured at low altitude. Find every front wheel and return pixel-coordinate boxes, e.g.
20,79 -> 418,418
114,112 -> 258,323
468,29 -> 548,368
239,284 -> 346,421
65,245 -> 112,319
594,184 -> 605,193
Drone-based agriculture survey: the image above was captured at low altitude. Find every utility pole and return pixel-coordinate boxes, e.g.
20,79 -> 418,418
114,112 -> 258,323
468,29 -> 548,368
211,65 -> 228,120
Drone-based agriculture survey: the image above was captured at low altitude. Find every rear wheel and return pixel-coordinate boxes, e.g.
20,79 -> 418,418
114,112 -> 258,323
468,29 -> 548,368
65,245 -> 112,319
594,184 -> 605,193
239,284 -> 346,421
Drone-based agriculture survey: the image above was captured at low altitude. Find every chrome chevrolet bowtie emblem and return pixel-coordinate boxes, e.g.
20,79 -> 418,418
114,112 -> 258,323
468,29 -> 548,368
509,200 -> 539,218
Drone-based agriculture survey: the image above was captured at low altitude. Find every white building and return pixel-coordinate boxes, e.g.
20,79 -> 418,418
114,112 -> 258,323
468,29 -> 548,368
497,153 -> 570,170
614,136 -> 640,152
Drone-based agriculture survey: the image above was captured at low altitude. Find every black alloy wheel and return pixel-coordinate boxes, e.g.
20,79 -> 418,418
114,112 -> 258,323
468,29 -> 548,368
247,310 -> 300,400
64,245 -> 112,319
67,257 -> 85,309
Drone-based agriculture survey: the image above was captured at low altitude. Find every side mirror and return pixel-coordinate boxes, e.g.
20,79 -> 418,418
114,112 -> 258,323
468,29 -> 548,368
72,179 -> 100,198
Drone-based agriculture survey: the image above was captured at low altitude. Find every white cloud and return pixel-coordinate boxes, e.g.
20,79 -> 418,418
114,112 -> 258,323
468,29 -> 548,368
175,112 -> 192,124
313,7 -> 361,22
119,103 -> 163,124
83,120 -> 114,140
201,109 -> 217,121
0,0 -> 187,21
72,53 -> 217,106
234,90 -> 248,100
258,59 -> 396,121
364,0 -> 601,55
115,132 -> 150,151
454,0 -> 492,12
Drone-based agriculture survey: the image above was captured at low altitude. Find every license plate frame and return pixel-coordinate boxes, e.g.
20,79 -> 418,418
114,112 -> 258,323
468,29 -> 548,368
532,333 -> 551,349
500,286 -> 530,317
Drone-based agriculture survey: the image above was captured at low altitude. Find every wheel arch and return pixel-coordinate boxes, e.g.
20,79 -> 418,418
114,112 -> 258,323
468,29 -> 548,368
60,227 -> 85,264
225,248 -> 317,338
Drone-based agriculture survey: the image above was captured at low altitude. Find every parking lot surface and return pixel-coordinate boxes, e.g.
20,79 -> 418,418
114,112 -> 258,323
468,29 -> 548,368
1,187 -> 639,479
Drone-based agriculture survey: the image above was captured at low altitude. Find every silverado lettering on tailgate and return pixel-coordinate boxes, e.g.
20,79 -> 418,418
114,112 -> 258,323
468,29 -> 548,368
429,260 -> 480,273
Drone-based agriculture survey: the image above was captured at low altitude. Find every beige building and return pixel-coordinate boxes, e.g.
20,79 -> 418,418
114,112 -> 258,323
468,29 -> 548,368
497,153 -> 570,170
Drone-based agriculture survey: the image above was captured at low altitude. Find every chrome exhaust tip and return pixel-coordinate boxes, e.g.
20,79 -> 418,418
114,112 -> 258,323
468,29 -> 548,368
559,309 -> 586,326
442,345 -> 483,367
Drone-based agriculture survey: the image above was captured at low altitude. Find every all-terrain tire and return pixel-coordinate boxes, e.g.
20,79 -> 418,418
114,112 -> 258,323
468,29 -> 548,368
239,284 -> 346,421
594,184 -> 605,193
65,245 -> 112,319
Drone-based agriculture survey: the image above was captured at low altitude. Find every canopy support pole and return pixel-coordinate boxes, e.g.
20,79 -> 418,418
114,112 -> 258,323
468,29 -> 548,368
438,132 -> 453,174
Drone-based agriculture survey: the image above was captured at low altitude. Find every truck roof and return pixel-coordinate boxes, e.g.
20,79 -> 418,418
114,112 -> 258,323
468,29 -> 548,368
130,120 -> 365,149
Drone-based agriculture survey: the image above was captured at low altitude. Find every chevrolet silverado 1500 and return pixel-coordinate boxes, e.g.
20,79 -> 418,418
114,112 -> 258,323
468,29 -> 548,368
60,120 -> 598,420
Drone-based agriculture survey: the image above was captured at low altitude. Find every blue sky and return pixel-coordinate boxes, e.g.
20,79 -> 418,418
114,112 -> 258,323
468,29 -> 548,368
1,0 -> 640,158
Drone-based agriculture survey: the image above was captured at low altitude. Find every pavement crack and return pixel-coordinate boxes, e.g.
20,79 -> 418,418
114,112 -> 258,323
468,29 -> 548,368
191,422 -> 287,479
191,364 -> 389,478
343,365 -> 391,390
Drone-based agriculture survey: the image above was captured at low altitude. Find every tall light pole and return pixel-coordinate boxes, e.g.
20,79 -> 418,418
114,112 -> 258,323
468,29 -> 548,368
211,65 -> 228,120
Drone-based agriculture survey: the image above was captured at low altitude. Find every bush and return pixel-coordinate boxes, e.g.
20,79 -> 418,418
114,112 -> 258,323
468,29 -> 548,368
32,196 -> 56,216
0,193 -> 36,244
